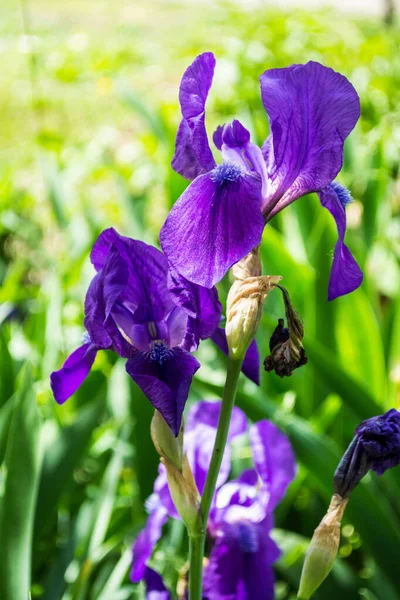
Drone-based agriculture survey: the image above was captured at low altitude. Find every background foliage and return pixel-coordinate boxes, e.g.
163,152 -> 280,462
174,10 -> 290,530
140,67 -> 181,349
1,1 -> 399,598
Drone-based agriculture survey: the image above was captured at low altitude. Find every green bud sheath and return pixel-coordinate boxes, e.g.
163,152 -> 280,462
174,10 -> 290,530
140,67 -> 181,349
151,410 -> 183,471
298,494 -> 348,599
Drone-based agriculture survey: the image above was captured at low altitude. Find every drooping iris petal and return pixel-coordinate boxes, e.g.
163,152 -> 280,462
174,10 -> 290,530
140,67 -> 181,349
242,520 -> 280,600
50,343 -> 98,404
90,228 -> 173,317
160,170 -> 264,288
186,400 -> 247,440
130,506 -> 168,583
211,327 -> 260,385
126,348 -> 200,436
250,420 -> 296,511
204,519 -> 278,600
203,532 -> 245,600
172,52 -> 216,180
144,567 -> 170,600
318,183 -> 363,300
260,61 -> 360,215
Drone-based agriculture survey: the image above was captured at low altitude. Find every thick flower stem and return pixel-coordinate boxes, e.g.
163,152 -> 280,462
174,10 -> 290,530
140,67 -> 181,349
188,357 -> 244,599
188,533 -> 206,600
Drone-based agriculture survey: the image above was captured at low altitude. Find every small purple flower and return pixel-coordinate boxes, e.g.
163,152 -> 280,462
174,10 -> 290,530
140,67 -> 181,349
160,53 -> 363,300
334,409 -> 400,497
50,228 -> 223,435
144,567 -> 170,600
131,401 -> 296,599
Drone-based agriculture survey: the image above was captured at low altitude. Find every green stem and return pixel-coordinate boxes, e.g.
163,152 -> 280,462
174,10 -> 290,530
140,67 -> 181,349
188,534 -> 205,600
188,357 -> 243,599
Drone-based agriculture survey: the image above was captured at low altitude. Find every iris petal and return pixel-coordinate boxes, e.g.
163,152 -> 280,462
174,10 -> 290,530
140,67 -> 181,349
130,506 -> 168,583
126,348 -> 200,436
50,343 -> 97,404
260,61 -> 360,215
318,183 -> 363,300
249,420 -> 297,511
172,52 -> 216,179
160,171 -> 264,288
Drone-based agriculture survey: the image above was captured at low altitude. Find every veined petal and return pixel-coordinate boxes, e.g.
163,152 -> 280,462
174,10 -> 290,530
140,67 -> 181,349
243,521 -> 279,600
168,266 -> 222,349
172,52 -> 216,179
211,327 -> 260,385
260,61 -> 360,215
160,171 -> 264,288
50,343 -> 97,404
185,401 -> 247,495
249,420 -> 296,511
144,567 -> 170,600
203,534 -> 245,600
318,183 -> 363,300
84,244 -> 128,349
221,120 -> 269,199
186,400 -> 247,440
90,228 -> 173,317
126,348 -> 200,436
186,423 -> 233,495
130,506 -> 168,583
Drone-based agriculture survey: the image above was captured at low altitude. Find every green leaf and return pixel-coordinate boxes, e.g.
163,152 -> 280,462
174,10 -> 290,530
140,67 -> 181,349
0,326 -> 15,407
34,398 -> 104,538
305,339 -> 383,418
0,396 -> 15,464
0,365 -> 41,600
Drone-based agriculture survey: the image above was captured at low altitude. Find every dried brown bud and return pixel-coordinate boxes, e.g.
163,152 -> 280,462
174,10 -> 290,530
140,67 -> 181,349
264,286 -> 307,377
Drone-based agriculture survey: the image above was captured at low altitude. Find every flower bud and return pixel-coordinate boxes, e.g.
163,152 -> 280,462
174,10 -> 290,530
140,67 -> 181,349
151,410 -> 183,470
163,453 -> 201,536
264,286 -> 307,377
151,411 -> 201,536
226,276 -> 281,358
227,247 -> 281,359
298,494 -> 348,600
333,437 -> 370,498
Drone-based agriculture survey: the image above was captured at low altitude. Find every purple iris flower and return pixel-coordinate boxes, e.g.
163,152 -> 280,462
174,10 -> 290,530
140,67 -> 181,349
334,409 -> 400,497
131,400 -> 296,599
50,228 -> 224,435
160,52 -> 363,300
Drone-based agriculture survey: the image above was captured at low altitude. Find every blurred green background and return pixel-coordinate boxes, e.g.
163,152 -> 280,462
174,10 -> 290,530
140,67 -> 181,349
1,0 -> 400,599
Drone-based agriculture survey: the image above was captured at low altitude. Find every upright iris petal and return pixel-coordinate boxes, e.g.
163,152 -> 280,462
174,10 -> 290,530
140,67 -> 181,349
171,52 -> 216,180
260,61 -> 360,217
